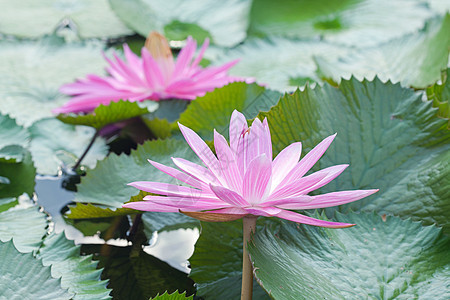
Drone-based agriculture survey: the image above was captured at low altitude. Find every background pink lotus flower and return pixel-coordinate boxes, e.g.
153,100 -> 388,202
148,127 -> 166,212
124,110 -> 378,228
54,33 -> 252,114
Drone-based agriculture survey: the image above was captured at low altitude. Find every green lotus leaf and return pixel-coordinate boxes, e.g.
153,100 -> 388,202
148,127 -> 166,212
0,0 -> 132,38
0,240 -> 72,299
109,0 -> 252,47
249,212 -> 450,299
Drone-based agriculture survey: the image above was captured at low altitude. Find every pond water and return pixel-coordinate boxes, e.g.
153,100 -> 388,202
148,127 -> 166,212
34,176 -> 198,273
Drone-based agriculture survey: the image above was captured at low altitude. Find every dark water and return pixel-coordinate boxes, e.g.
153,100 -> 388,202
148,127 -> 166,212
34,176 -> 198,272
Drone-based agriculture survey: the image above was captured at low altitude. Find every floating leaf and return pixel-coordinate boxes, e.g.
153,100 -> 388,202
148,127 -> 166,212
0,240 -> 72,299
0,0 -> 132,38
84,244 -> 195,299
0,114 -> 29,149
427,68 -> 449,127
29,118 -> 108,175
189,220 -> 273,299
0,38 -> 107,127
0,205 -> 48,253
259,77 -> 450,231
0,151 -> 36,199
57,100 -> 158,130
212,38 -> 350,92
249,212 -> 450,299
151,290 -> 193,299
67,203 -> 136,219
0,145 -> 26,163
75,139 -> 199,208
109,0 -> 252,47
37,232 -> 111,299
315,14 -> 450,88
249,0 -> 435,47
178,83 -> 281,140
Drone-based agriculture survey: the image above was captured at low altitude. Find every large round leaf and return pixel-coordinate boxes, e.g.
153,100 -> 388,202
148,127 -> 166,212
109,0 -> 252,47
189,220 -> 274,299
0,151 -> 36,199
0,205 -> 48,253
427,68 -> 449,127
315,14 -> 450,88
249,212 -> 450,299
29,118 -> 108,175
74,138 -> 199,208
84,243 -> 195,299
57,100 -> 158,130
212,38 -> 350,92
0,0 -> 132,38
0,38 -> 107,127
259,77 -> 450,231
177,83 -> 281,140
37,232 -> 111,299
0,114 -> 29,150
0,240 -> 72,299
249,0 -> 435,47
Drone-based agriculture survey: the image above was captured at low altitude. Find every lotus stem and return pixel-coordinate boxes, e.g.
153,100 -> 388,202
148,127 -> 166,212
241,215 -> 258,300
72,130 -> 99,171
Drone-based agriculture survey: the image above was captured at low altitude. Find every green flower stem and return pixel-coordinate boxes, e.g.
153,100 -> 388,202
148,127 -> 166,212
72,129 -> 99,171
241,215 -> 258,300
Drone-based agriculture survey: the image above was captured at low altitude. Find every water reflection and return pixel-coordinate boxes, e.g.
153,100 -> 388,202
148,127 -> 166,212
35,176 -> 199,273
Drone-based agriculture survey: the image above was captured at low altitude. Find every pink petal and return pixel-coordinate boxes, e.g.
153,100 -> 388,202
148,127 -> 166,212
214,130 -> 242,192
229,110 -> 248,155
128,181 -> 214,199
190,38 -> 209,69
243,154 -> 272,204
202,207 -> 248,215
177,123 -> 223,181
277,189 -> 379,210
274,209 -> 355,228
209,184 -> 249,206
298,164 -> 348,194
141,47 -> 164,88
244,206 -> 282,216
147,159 -> 209,190
281,134 -> 336,187
123,201 -> 181,212
271,142 -> 302,190
143,195 -> 230,210
173,36 -> 196,77
172,157 -> 219,185
268,171 -> 328,201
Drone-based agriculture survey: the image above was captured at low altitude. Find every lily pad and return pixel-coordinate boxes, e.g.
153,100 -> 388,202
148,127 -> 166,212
0,38 -> 107,127
0,151 -> 36,199
189,219 -> 275,299
315,14 -> 450,88
0,114 -> 29,149
151,291 -> 193,299
29,118 -> 108,175
0,205 -> 48,253
0,0 -> 133,38
57,100 -> 158,130
0,240 -> 72,299
177,82 -> 281,140
37,232 -> 112,299
249,0 -> 435,47
109,0 -> 252,47
259,77 -> 450,231
427,68 -> 449,127
213,38 -> 350,92
249,212 -> 450,299
85,243 -> 195,299
74,138 -> 199,208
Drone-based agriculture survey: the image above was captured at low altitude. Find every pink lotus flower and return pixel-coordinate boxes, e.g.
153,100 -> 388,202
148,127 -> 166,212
124,110 -> 378,228
54,33 -> 252,114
